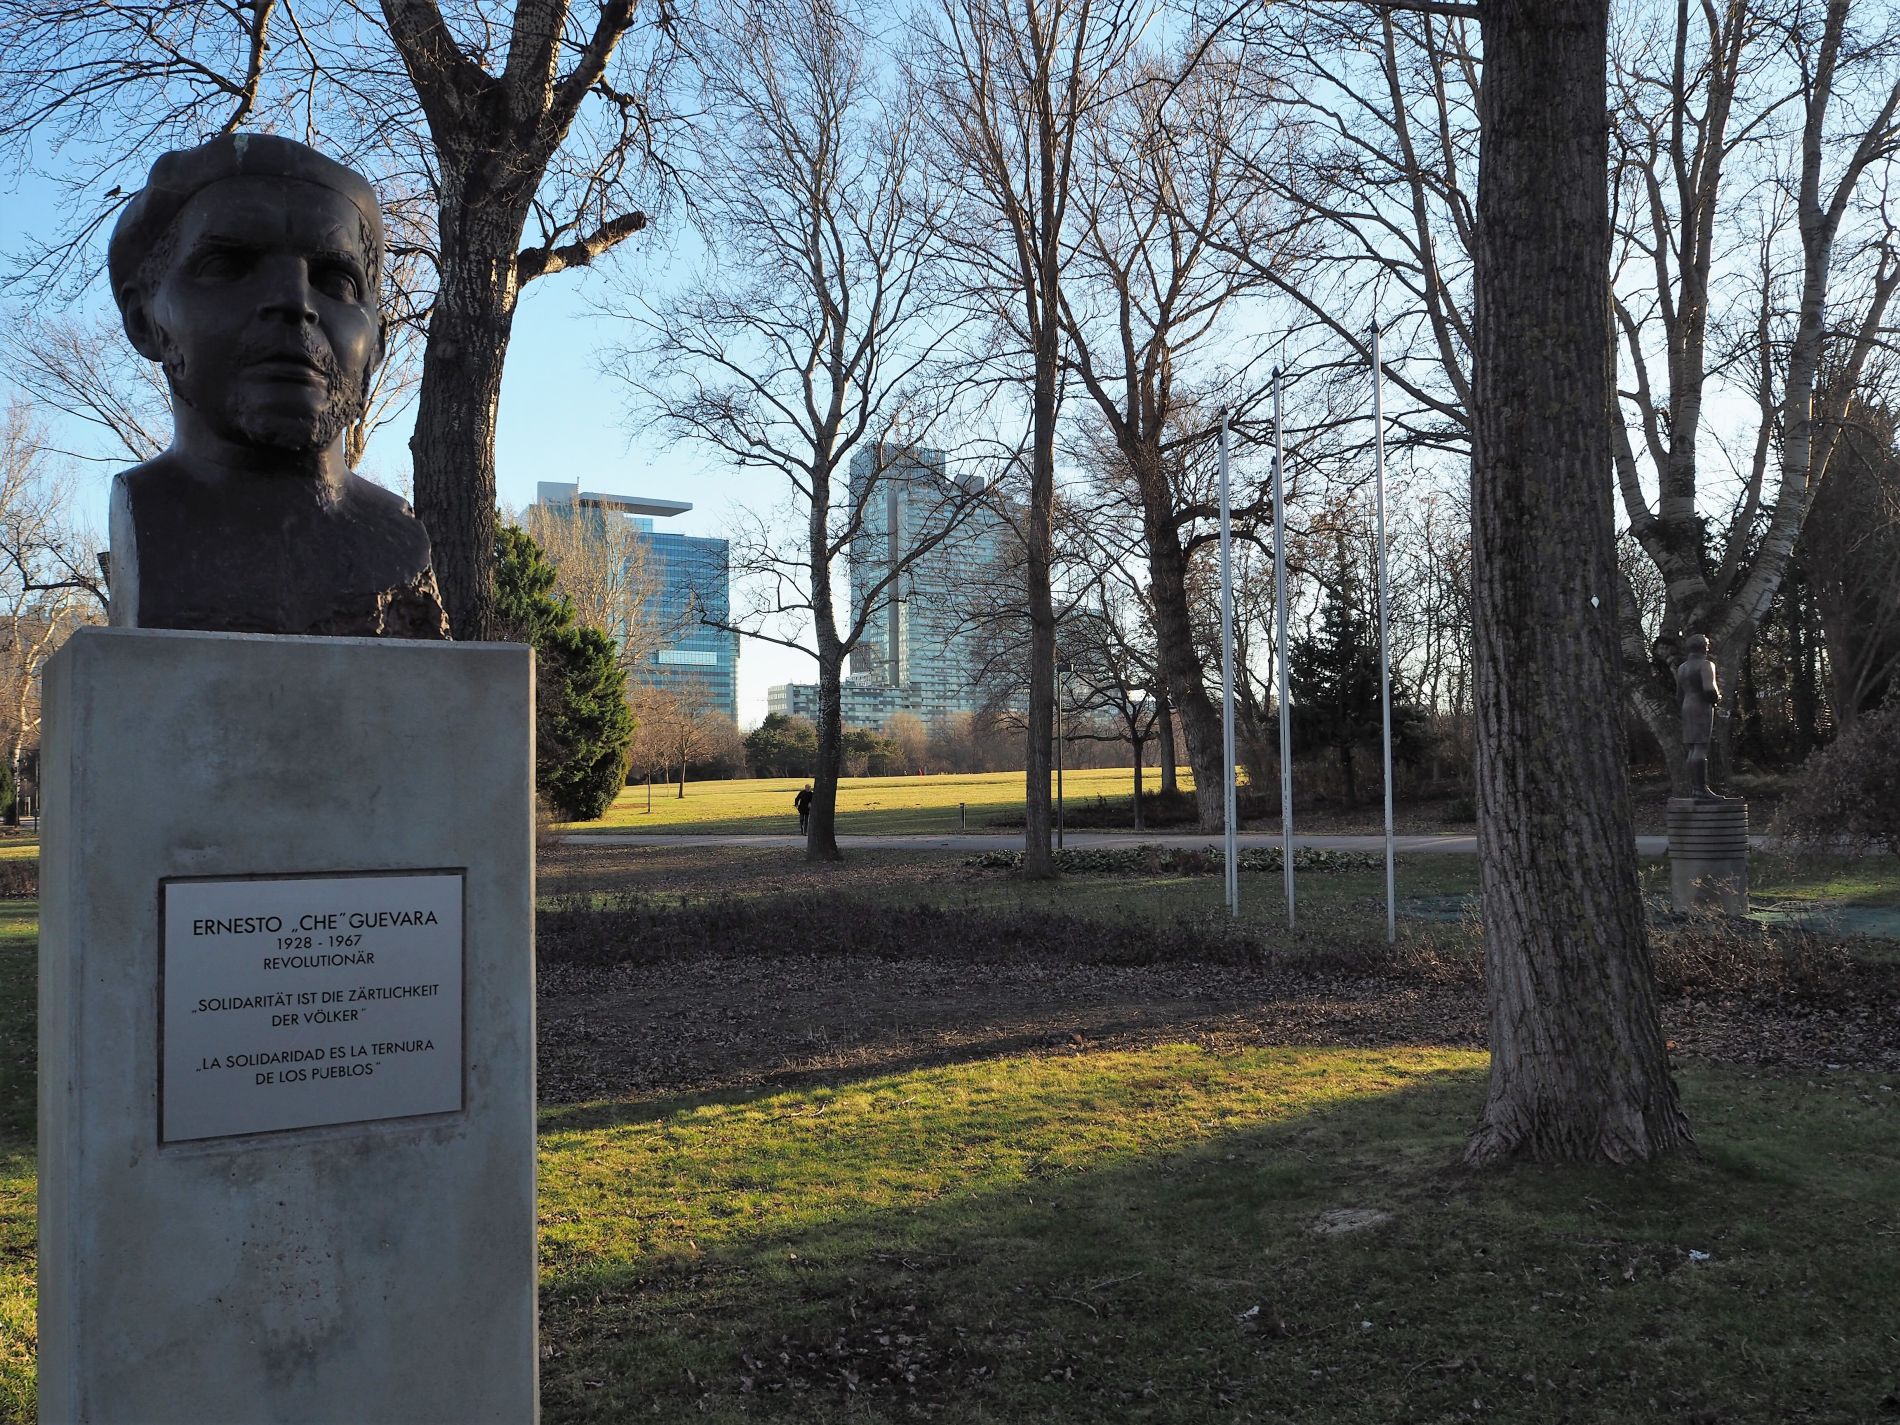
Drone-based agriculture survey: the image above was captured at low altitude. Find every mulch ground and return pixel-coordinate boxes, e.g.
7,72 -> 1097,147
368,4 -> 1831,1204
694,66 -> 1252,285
535,846 -> 1900,1108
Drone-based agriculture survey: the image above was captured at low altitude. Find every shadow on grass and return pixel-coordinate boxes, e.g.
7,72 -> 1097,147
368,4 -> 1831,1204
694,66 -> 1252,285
536,967 -> 1485,1123
536,1056 -> 1899,1425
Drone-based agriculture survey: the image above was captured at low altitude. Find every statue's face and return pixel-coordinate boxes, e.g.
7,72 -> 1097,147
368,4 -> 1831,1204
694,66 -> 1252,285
126,175 -> 382,459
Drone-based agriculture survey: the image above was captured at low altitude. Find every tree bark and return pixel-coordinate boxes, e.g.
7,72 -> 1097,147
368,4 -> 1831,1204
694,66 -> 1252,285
1130,729 -> 1145,831
807,473 -> 846,863
1021,329 -> 1059,878
1157,686 -> 1178,793
1144,528 -> 1227,829
380,0 -> 649,641
409,168 -> 528,639
1465,0 -> 1690,1167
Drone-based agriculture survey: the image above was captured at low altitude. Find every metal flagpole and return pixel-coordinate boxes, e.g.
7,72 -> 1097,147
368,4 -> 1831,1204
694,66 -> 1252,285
1272,366 -> 1295,929
1218,412 -> 1239,918
1371,325 -> 1396,945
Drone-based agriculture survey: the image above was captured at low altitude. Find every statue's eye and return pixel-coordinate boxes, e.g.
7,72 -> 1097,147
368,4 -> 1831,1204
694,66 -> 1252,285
190,250 -> 247,280
313,262 -> 363,303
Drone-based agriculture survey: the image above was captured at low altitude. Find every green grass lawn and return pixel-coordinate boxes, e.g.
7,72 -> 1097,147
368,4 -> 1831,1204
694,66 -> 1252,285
0,901 -> 34,1420
535,1054 -> 1898,1423
562,767 -> 1192,835
4,885 -> 1899,1422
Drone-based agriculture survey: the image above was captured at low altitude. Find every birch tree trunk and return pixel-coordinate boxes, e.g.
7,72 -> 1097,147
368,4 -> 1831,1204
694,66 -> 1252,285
1465,0 -> 1690,1166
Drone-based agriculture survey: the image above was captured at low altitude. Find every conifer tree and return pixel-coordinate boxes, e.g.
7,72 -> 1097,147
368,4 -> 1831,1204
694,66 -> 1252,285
495,525 -> 633,822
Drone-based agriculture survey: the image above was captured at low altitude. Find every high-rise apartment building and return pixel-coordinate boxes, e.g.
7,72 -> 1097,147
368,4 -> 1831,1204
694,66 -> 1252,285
765,676 -> 915,726
843,444 -> 1013,723
531,482 -> 740,723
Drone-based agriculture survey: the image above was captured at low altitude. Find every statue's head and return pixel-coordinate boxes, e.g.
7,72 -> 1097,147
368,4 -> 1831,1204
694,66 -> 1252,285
1684,633 -> 1710,656
108,133 -> 386,460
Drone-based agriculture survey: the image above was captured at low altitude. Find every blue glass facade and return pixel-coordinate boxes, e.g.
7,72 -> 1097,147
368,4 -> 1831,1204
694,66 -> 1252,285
846,444 -> 1012,722
629,523 -> 740,722
530,483 -> 739,723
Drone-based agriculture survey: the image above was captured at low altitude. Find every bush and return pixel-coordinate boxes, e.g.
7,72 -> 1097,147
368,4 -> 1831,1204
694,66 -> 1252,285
538,623 -> 634,821
1776,700 -> 1900,857
496,525 -> 633,822
744,713 -> 818,778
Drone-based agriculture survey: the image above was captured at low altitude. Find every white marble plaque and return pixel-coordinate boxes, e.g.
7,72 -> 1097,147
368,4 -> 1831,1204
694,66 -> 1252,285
161,872 -> 464,1142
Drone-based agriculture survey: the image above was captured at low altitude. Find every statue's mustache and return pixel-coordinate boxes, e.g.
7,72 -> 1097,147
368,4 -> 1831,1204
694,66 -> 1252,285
239,332 -> 347,388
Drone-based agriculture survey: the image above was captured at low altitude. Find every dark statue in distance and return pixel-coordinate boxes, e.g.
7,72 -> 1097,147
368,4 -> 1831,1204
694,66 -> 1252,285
1675,633 -> 1731,800
106,132 -> 450,638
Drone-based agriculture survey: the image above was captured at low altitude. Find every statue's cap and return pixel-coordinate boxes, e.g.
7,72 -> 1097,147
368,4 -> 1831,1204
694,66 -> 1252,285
108,132 -> 383,308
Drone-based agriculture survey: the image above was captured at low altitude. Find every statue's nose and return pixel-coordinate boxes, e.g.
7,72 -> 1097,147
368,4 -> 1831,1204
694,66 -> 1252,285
256,258 -> 320,324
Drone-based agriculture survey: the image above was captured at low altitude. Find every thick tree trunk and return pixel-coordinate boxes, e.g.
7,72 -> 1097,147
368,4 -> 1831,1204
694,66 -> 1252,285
809,659 -> 845,861
1465,0 -> 1690,1167
409,161 -> 532,641
1157,687 -> 1179,793
1130,730 -> 1145,831
808,487 -> 847,861
791,447 -> 848,861
1022,370 -> 1058,878
1145,530 -> 1226,830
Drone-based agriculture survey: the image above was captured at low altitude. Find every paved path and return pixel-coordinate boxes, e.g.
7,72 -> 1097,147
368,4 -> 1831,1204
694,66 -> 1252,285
562,829 -> 1768,857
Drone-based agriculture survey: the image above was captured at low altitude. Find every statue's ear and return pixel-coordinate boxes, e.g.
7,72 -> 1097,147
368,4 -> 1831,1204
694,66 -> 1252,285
119,285 -> 165,364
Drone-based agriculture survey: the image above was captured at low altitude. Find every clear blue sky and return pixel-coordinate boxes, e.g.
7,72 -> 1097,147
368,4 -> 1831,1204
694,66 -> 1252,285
0,166 -> 808,727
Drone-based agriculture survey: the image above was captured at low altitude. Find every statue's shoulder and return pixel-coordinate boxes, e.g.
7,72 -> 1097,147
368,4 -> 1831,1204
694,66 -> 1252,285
342,472 -> 420,520
339,472 -> 437,567
113,454 -> 191,501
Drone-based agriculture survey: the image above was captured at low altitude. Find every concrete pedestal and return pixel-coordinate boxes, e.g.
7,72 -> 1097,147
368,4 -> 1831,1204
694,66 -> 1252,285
38,628 -> 536,1424
1666,796 -> 1749,916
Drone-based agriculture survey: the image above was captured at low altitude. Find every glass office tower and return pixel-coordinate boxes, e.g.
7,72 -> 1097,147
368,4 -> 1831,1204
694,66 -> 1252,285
531,483 -> 740,722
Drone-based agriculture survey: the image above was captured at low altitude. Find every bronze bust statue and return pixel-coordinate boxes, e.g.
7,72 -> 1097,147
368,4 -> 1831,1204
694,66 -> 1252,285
106,133 -> 450,638
1675,633 -> 1730,800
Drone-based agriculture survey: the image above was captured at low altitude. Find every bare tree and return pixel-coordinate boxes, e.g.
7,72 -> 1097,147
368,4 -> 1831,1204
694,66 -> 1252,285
651,682 -> 715,798
1232,2 -> 1900,797
1608,0 -> 1900,782
882,711 -> 929,774
521,501 -> 665,678
918,0 -> 1150,875
1803,392 -> 1900,722
1464,0 -> 1688,1166
618,0 -> 966,860
625,682 -> 673,811
2,313 -> 172,464
0,400 -> 106,777
1214,5 -> 1480,462
0,1 -> 681,637
1057,38 -> 1299,829
1061,569 -> 1162,828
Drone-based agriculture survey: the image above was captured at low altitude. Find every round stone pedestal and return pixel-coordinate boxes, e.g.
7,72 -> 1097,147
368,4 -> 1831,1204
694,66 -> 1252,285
1666,796 -> 1749,915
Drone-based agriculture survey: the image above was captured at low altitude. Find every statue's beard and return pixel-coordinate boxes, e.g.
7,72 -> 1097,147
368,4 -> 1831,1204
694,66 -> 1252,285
161,330 -> 368,461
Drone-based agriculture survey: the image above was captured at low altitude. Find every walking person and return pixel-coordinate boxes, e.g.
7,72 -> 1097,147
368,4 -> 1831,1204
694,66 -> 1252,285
794,784 -> 813,835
